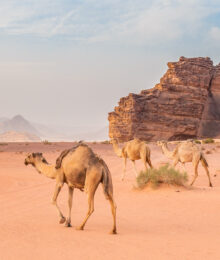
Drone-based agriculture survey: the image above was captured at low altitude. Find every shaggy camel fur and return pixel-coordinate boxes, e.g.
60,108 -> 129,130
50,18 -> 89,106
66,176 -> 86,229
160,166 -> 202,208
24,143 -> 117,234
157,140 -> 213,187
111,138 -> 153,180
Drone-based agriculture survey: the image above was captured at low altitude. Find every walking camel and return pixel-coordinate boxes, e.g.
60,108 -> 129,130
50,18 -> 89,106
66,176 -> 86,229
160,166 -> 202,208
24,143 -> 117,234
157,140 -> 213,187
111,138 -> 153,180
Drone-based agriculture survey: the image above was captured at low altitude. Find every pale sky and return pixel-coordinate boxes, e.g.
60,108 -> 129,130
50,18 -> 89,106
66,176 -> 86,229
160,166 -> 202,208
1,0 -> 220,129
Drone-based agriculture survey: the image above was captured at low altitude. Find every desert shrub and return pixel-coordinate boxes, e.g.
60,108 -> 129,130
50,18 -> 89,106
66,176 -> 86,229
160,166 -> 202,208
42,140 -> 52,145
136,164 -> 188,189
202,138 -> 214,144
194,140 -> 201,144
0,143 -> 8,146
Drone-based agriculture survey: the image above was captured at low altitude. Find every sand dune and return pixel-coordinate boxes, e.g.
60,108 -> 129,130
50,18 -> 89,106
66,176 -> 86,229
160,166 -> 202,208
0,142 -> 220,260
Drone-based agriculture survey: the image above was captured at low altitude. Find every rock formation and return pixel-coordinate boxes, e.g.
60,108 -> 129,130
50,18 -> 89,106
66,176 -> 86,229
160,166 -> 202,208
108,57 -> 220,142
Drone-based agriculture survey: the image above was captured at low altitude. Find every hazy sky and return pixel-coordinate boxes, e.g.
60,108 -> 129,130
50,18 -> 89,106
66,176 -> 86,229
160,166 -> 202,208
1,0 -> 220,129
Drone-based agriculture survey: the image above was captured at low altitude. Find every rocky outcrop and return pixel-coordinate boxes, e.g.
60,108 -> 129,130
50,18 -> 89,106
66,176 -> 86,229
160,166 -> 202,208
108,57 -> 220,142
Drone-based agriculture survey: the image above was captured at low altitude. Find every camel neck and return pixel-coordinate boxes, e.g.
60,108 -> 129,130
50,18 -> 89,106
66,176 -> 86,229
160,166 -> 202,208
161,143 -> 174,159
112,142 -> 123,157
34,161 -> 57,179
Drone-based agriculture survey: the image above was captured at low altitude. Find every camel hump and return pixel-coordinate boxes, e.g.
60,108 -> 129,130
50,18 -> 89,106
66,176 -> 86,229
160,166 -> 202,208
55,142 -> 87,169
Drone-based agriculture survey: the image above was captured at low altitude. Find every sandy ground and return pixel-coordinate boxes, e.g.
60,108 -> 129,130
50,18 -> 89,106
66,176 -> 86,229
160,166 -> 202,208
0,142 -> 220,260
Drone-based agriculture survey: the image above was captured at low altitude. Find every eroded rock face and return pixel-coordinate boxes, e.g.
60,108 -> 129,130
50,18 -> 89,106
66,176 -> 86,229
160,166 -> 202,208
108,57 -> 220,142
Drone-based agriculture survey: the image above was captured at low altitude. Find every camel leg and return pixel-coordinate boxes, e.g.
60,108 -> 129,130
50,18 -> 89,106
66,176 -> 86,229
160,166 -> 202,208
76,183 -> 99,231
121,157 -> 127,181
132,160 -> 138,178
147,157 -> 153,169
201,159 -> 213,187
52,182 -> 65,224
190,161 -> 199,186
65,186 -> 74,227
108,195 -> 117,234
180,162 -> 187,172
143,159 -> 148,170
141,153 -> 148,171
172,158 -> 178,168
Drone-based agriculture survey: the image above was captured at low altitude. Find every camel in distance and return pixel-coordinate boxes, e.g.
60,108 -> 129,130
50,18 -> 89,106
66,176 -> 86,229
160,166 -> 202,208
24,142 -> 117,234
157,140 -> 213,187
111,138 -> 153,180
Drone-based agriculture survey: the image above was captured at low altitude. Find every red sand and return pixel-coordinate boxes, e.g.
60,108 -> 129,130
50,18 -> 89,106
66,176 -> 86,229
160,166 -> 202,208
0,142 -> 220,260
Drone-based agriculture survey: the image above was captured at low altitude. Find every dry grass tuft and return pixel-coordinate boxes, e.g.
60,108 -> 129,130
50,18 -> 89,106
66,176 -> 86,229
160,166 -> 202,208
42,140 -> 52,145
136,164 -> 188,189
202,138 -> 215,144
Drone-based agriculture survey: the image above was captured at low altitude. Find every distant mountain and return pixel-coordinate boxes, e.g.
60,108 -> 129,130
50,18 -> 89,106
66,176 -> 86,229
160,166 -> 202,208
0,115 -> 108,141
0,115 -> 40,136
32,123 -> 108,141
0,131 -> 41,142
0,117 -> 9,123
31,122 -> 69,140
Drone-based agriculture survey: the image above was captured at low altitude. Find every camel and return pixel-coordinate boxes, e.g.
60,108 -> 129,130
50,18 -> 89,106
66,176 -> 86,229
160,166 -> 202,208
157,140 -> 213,187
24,143 -> 117,234
111,138 -> 153,180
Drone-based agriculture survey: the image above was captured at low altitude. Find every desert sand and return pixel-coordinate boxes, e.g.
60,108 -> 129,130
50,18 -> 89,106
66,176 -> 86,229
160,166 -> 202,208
0,142 -> 220,260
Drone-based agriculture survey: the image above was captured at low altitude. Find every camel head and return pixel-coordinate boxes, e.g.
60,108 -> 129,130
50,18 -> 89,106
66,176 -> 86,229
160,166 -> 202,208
110,139 -> 118,145
24,153 -> 48,166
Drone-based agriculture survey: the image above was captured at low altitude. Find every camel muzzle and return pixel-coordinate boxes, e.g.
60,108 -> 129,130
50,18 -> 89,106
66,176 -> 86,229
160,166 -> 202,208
24,160 -> 28,166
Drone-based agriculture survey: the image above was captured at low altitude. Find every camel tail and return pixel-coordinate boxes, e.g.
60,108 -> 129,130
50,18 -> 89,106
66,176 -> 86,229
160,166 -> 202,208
201,154 -> 208,168
100,159 -> 113,200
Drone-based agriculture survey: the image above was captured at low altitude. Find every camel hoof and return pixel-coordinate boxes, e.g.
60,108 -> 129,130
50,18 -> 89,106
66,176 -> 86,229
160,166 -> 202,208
65,222 -> 72,227
76,226 -> 84,231
109,230 -> 117,235
59,217 -> 66,224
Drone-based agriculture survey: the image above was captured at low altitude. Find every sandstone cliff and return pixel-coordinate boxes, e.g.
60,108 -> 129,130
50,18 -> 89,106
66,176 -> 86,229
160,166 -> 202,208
108,57 -> 220,141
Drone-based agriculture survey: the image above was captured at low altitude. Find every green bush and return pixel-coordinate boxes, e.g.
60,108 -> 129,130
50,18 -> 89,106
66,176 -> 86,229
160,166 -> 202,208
194,140 -> 201,144
136,164 -> 188,189
202,138 -> 215,144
